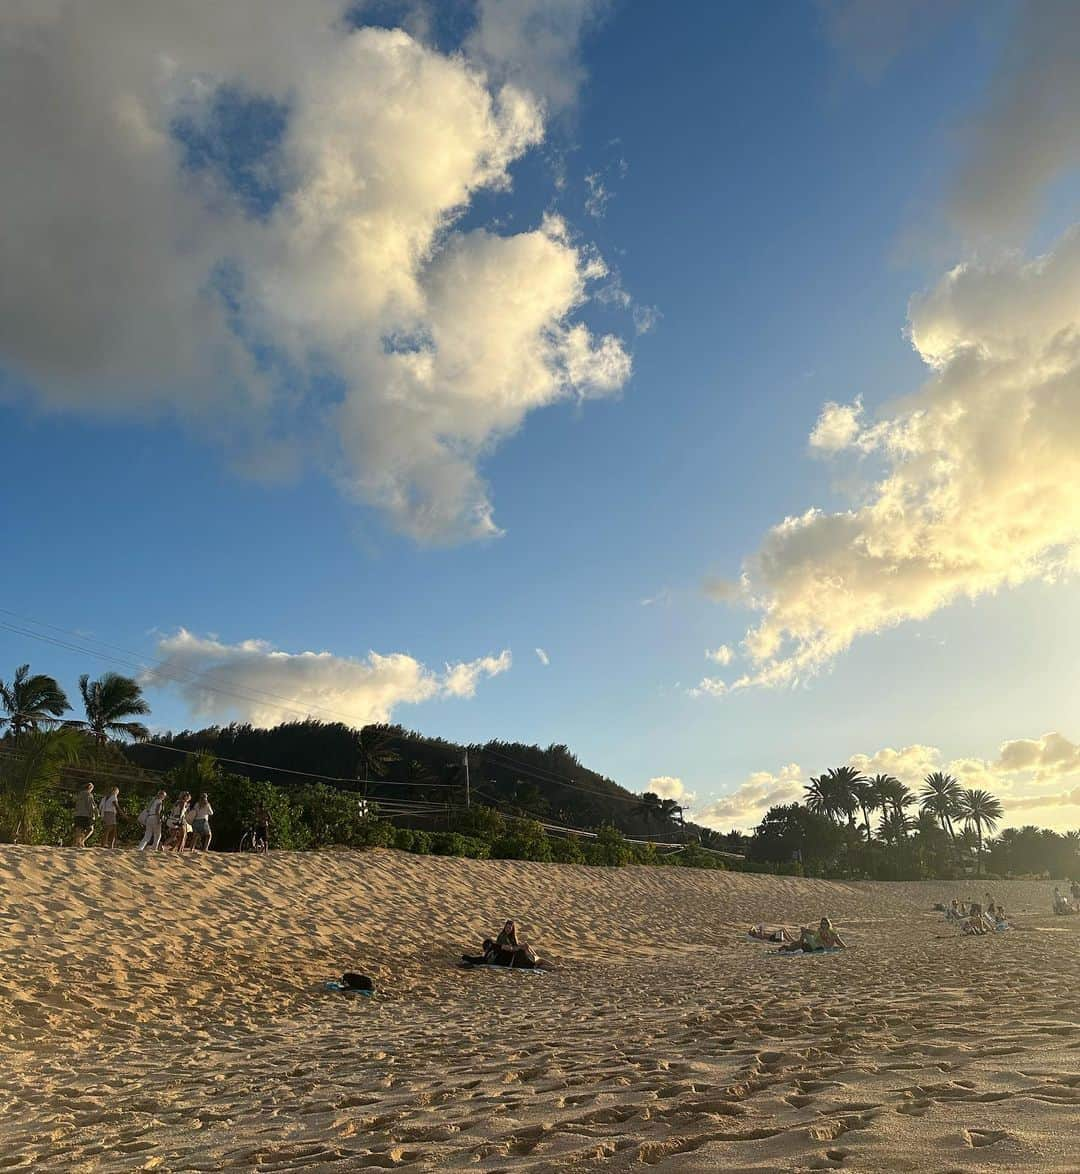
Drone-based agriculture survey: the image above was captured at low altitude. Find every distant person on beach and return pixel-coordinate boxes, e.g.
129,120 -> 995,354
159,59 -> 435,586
73,782 -> 95,847
253,804 -> 271,852
138,790 -> 166,851
164,792 -> 192,852
1052,887 -> 1074,915
778,918 -> 845,952
98,786 -> 121,849
945,899 -> 962,921
189,793 -> 214,851
1071,880 -> 1080,904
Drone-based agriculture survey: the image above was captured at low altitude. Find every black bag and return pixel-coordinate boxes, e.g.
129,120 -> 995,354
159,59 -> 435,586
341,972 -> 374,991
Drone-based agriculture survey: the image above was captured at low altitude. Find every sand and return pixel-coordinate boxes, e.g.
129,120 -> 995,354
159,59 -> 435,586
1,846 -> 1078,1172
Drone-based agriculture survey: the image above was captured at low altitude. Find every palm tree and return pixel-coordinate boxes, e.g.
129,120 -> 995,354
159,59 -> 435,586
851,777 -> 879,841
806,768 -> 859,827
74,673 -> 150,744
920,772 -> 962,842
0,664 -> 70,740
956,787 -> 1003,876
356,724 -> 398,791
0,727 -> 84,842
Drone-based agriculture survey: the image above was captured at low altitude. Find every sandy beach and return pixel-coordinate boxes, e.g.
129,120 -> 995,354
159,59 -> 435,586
1,846 -> 1077,1172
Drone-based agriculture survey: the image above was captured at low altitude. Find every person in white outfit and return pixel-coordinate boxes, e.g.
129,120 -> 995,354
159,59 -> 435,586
99,786 -> 121,849
138,790 -> 167,851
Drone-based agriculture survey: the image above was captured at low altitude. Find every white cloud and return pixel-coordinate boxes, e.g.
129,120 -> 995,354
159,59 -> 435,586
442,650 -> 513,698
149,629 -> 510,727
705,644 -> 733,666
584,171 -> 611,218
694,765 -> 805,831
465,0 -> 609,114
687,676 -> 727,698
534,647 -> 550,665
0,4 -> 630,544
724,225 -> 1080,688
808,398 -> 863,451
647,775 -> 695,805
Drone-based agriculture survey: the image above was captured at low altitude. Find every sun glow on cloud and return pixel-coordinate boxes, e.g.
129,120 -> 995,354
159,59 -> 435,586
694,732 -> 1080,833
717,225 -> 1080,689
0,1 -> 628,544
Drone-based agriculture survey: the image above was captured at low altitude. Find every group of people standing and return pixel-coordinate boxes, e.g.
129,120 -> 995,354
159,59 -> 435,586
71,780 -> 214,853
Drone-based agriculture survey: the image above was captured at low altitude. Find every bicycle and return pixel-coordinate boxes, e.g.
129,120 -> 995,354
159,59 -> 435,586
239,825 -> 269,854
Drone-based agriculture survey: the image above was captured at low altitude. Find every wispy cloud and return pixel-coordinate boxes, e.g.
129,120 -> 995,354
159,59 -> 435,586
534,647 -> 550,665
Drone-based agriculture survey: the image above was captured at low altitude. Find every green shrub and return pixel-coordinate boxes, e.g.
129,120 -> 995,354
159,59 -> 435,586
409,829 -> 432,854
490,818 -> 553,862
587,824 -> 632,867
430,832 -> 490,858
548,836 -> 585,864
358,819 -> 395,848
451,805 -> 505,840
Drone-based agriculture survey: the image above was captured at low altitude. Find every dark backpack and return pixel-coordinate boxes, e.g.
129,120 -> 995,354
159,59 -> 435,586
341,972 -> 374,992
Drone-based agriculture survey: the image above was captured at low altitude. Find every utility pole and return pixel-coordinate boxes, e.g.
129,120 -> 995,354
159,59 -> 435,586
463,750 -> 471,809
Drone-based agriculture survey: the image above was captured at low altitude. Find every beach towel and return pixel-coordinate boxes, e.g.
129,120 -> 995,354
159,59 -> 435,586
775,946 -> 843,956
459,962 -> 547,974
324,980 -> 374,995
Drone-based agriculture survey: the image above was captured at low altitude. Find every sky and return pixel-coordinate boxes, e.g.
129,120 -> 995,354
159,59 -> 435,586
2,0 -> 1080,832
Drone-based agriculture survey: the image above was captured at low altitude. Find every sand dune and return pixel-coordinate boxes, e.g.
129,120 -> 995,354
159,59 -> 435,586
1,846 -> 1078,1171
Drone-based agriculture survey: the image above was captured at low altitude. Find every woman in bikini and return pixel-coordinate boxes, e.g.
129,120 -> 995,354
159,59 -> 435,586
779,917 -> 846,952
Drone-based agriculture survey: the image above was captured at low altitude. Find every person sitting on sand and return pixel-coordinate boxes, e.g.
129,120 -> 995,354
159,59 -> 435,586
945,898 -> 962,921
994,904 -> 1009,930
462,920 -> 543,968
749,924 -> 790,942
778,917 -> 845,952
1052,887 -> 1073,915
962,903 -> 988,935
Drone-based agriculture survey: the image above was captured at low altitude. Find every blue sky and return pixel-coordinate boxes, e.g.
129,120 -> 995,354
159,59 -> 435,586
2,1 -> 1080,830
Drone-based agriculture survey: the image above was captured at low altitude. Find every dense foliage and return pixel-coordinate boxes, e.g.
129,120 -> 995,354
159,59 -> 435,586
0,664 -> 1077,879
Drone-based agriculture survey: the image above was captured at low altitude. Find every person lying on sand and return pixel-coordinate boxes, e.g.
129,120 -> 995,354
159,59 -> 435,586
749,924 -> 790,942
778,918 -> 845,952
461,920 -> 544,968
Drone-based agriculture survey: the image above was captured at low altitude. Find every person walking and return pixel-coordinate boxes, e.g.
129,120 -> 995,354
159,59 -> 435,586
73,782 -> 96,847
138,790 -> 167,851
99,785 -> 121,849
189,792 -> 214,852
164,791 -> 193,852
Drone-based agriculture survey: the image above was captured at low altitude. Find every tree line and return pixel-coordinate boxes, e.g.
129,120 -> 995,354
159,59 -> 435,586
1,661 -> 1077,879
742,765 -> 1079,880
